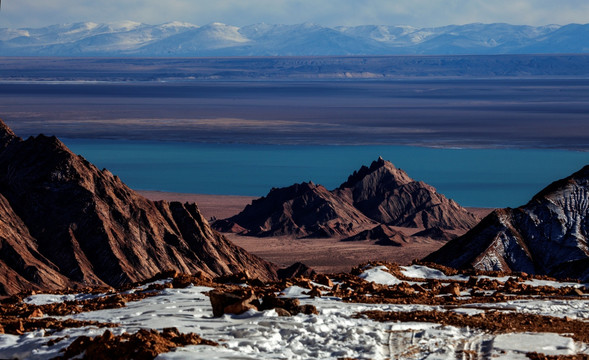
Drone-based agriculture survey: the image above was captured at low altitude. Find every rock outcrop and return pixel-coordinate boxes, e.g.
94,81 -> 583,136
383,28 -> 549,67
214,182 -> 376,238
413,227 -> 458,242
335,157 -> 479,230
425,165 -> 589,282
342,224 -> 409,246
0,119 -> 276,295
214,157 -> 478,239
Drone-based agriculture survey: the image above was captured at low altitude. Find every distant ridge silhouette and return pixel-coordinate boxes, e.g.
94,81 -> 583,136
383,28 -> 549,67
1,22 -> 589,56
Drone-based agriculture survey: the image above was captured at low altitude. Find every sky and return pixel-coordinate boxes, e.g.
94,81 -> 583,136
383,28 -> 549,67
1,0 -> 588,29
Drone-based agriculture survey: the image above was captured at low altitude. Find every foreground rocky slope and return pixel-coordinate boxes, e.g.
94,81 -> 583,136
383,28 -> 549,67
1,262 -> 587,359
425,165 -> 589,281
215,158 -> 478,239
0,120 -> 276,295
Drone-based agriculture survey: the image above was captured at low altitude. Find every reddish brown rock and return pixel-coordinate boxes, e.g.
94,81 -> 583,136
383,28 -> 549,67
342,224 -> 409,246
277,262 -> 315,279
0,119 -> 277,295
307,287 -> 322,298
274,307 -> 291,317
314,274 -> 334,287
53,328 -> 217,360
214,157 -> 478,239
335,157 -> 479,230
441,283 -> 461,297
208,289 -> 258,317
413,227 -> 458,241
214,182 -> 376,238
258,293 -> 318,316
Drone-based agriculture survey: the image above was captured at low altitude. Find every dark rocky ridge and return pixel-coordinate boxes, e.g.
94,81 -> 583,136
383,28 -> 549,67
0,119 -> 277,295
425,165 -> 589,282
413,227 -> 459,242
215,158 -> 479,239
336,157 -> 479,230
214,182 -> 376,238
341,224 -> 409,246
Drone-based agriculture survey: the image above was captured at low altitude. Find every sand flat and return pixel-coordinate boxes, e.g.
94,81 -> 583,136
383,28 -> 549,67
138,191 -> 256,221
139,190 -> 494,273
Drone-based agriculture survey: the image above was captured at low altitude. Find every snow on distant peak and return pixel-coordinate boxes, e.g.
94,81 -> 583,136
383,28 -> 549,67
200,22 -> 250,43
106,20 -> 143,31
62,22 -> 98,34
0,21 -> 585,56
159,21 -> 198,29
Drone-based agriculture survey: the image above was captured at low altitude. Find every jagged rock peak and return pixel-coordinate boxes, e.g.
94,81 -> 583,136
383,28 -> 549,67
339,157 -> 412,189
0,120 -> 277,295
215,157 -> 479,239
267,181 -> 319,196
336,157 -> 479,230
0,119 -> 19,149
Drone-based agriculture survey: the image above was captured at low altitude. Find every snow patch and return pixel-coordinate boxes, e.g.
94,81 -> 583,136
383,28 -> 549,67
359,266 -> 402,285
400,265 -> 469,281
493,333 -> 578,356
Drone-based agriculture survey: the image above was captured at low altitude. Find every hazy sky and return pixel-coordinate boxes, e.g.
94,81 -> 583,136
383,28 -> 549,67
1,0 -> 588,28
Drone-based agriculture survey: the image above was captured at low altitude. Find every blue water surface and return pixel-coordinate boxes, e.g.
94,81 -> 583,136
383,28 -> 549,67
63,139 -> 588,208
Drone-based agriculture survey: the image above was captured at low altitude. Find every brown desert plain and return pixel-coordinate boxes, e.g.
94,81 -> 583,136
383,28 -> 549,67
139,191 -> 494,273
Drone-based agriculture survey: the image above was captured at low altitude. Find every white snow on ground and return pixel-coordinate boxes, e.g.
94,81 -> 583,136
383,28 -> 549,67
2,267 -> 589,359
23,293 -> 99,306
460,299 -> 589,320
476,275 -> 588,289
403,265 -> 589,289
476,275 -> 514,282
280,285 -> 311,298
523,278 -> 588,289
493,333 -> 579,359
359,265 -> 402,285
400,265 -> 469,281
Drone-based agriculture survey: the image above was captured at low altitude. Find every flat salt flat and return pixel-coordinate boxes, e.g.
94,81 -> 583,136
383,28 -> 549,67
3,265 -> 589,359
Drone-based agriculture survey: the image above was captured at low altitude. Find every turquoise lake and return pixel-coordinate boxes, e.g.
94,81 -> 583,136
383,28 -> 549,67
63,139 -> 588,208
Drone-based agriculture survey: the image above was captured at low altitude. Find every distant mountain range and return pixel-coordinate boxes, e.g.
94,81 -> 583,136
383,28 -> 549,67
1,21 -> 589,56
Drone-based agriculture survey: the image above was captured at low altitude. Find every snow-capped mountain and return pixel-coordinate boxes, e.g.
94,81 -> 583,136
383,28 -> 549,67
0,21 -> 587,56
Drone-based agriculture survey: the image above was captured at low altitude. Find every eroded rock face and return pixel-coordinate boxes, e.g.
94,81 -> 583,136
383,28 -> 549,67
214,182 -> 376,238
413,227 -> 458,242
425,166 -> 589,281
336,157 -> 479,230
341,224 -> 409,246
214,157 -> 479,239
0,119 -> 277,295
